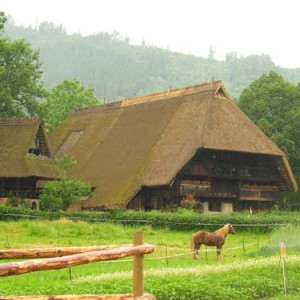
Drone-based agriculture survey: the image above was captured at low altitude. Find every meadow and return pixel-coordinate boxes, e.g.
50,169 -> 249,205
0,218 -> 300,299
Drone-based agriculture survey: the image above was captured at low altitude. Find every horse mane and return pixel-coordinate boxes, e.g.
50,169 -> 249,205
214,224 -> 231,238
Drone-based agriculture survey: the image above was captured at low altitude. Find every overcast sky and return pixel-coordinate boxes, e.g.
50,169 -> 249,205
1,0 -> 300,68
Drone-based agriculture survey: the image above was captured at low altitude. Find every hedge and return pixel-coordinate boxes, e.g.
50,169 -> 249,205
0,205 -> 299,232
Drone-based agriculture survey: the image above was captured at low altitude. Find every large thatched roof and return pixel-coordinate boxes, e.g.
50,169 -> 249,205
49,81 -> 298,208
0,118 -> 60,178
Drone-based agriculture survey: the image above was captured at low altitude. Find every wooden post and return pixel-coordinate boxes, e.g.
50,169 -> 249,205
165,244 -> 169,267
133,231 -> 144,297
279,242 -> 287,295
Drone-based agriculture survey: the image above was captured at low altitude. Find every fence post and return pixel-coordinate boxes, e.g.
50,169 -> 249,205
279,242 -> 287,295
165,244 -> 169,267
133,231 -> 144,297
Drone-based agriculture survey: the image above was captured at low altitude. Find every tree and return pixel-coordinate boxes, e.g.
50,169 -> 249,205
238,71 -> 300,173
39,156 -> 93,211
39,79 -> 100,131
0,11 -> 7,30
0,12 -> 47,117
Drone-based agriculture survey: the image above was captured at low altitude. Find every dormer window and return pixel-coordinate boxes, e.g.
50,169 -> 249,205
28,136 -> 41,155
27,124 -> 51,157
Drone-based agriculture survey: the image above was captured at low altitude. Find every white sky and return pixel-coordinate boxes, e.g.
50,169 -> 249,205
1,0 -> 300,68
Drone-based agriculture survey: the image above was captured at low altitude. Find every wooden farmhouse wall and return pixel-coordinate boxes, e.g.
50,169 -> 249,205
128,149 -> 284,212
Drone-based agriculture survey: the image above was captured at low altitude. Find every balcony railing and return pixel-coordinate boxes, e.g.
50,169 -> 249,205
187,162 -> 279,181
0,187 -> 42,199
240,190 -> 279,201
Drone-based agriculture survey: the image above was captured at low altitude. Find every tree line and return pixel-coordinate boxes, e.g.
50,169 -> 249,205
4,17 -> 300,102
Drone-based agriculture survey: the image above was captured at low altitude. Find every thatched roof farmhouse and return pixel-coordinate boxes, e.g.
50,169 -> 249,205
0,118 -> 60,207
49,81 -> 297,212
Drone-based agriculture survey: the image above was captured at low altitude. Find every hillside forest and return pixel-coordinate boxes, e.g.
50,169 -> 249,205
1,13 -> 300,206
4,18 -> 300,102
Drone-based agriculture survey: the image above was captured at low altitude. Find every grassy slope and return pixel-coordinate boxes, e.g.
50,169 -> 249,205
0,220 -> 299,299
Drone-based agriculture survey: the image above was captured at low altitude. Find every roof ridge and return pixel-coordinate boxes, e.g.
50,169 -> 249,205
120,80 -> 223,107
71,80 -> 223,116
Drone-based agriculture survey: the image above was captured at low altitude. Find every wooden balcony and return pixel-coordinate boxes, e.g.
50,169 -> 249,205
239,184 -> 279,201
0,187 -> 42,199
239,190 -> 279,201
180,181 -> 237,199
187,162 -> 279,182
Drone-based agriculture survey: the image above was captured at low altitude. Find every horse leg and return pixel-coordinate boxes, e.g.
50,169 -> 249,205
216,246 -> 222,260
191,234 -> 200,259
193,243 -> 201,259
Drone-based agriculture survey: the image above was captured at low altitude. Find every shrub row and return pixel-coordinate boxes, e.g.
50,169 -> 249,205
0,205 -> 299,232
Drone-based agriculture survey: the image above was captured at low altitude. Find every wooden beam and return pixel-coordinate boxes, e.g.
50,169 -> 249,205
0,245 -> 125,259
0,244 -> 154,277
0,293 -> 156,299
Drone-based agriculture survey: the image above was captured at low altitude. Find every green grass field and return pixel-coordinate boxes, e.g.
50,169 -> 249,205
0,219 -> 299,299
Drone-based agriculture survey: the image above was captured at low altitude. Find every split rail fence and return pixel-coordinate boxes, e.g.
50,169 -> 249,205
0,231 -> 155,300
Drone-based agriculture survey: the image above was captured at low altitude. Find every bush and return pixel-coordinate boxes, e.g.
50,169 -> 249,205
180,193 -> 198,209
39,177 -> 92,211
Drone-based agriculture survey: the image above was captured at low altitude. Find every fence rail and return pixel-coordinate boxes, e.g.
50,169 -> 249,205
0,245 -> 124,259
0,232 -> 155,300
0,294 -> 156,300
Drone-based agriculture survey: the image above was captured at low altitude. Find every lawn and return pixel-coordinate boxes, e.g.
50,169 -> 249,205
0,219 -> 299,299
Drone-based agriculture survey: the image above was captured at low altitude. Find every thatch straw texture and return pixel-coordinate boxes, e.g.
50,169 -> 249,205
0,118 -> 60,178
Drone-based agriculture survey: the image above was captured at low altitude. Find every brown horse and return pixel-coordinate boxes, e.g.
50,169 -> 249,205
191,223 -> 235,260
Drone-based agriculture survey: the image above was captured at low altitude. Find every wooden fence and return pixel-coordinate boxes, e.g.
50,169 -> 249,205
0,231 -> 155,300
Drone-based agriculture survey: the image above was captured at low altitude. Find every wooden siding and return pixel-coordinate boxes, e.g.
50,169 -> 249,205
0,177 -> 45,199
239,183 -> 279,201
127,149 -> 284,212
